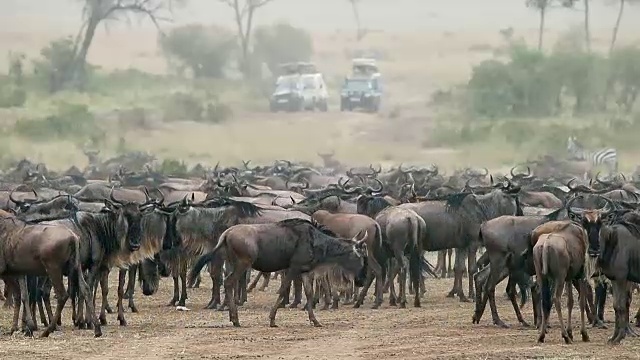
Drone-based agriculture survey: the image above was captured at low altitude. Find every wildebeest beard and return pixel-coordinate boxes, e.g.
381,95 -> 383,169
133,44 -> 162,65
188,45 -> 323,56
72,211 -> 132,255
138,257 -> 161,296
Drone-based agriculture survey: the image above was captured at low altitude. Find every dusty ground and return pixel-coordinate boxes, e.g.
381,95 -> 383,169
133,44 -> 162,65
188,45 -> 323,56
0,266 -> 639,360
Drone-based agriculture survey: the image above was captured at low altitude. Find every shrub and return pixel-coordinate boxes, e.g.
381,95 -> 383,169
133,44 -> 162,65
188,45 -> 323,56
158,158 -> 188,176
253,22 -> 313,76
0,84 -> 26,108
161,91 -> 231,124
159,24 -> 236,79
32,37 -> 85,93
12,102 -> 103,144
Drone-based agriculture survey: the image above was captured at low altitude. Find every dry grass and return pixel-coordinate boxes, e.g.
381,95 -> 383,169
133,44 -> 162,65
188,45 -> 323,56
1,24 -> 640,172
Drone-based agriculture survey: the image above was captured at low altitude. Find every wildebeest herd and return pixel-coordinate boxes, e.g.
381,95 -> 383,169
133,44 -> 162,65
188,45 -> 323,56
2,149 -> 640,347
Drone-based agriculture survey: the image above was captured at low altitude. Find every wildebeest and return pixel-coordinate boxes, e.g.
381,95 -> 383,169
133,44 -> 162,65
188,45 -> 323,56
531,220 -> 590,344
399,182 -> 522,301
187,218 -> 368,327
0,214 -> 100,337
580,200 -> 640,344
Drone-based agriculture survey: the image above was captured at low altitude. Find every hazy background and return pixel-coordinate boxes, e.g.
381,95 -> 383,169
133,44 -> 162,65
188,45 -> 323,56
3,0 -> 640,32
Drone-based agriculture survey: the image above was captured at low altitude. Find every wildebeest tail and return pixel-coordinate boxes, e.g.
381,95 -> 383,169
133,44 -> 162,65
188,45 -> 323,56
541,242 -> 550,276
541,277 -> 552,315
188,232 -> 227,286
374,221 -> 383,254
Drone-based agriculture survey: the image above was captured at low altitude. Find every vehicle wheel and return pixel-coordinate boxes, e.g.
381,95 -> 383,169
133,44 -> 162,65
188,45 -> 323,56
319,100 -> 328,112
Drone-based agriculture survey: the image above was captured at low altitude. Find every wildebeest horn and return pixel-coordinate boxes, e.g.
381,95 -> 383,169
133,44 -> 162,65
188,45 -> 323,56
598,195 -> 616,214
367,178 -> 383,193
9,188 -> 23,205
510,166 -> 517,178
109,187 -> 122,205
620,173 -> 627,182
595,172 -> 614,187
353,230 -> 368,245
565,194 -> 582,213
143,187 -> 151,203
346,168 -> 356,178
480,167 -> 489,177
370,164 -> 381,175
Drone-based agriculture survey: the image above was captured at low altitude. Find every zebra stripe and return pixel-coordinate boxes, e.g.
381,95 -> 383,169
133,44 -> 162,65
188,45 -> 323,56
567,137 -> 618,174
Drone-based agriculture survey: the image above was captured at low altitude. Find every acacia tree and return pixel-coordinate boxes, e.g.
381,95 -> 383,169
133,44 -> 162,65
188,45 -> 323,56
347,0 -> 366,42
59,0 -> 175,92
218,0 -> 275,77
526,0 -> 551,51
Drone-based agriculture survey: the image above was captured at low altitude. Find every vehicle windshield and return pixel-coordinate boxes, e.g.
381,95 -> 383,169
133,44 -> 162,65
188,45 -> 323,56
275,77 -> 299,92
344,80 -> 371,92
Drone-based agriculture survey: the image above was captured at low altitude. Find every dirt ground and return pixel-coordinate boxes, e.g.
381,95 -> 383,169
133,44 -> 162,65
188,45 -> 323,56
0,264 -> 639,360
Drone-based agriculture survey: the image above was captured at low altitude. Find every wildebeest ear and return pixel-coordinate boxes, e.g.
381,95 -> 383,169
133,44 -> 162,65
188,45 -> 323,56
103,199 -> 116,212
353,230 -> 368,245
604,211 -> 616,225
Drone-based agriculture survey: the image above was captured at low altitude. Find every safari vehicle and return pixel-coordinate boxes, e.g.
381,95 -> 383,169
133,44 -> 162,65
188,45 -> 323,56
299,73 -> 328,111
351,58 -> 380,77
340,76 -> 382,113
270,62 -> 328,112
269,74 -> 304,112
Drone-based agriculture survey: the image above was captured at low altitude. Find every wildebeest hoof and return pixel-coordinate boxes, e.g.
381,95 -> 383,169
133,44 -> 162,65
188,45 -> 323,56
593,320 -> 607,329
472,314 -> 479,324
567,329 -> 574,341
494,320 -> 509,329
537,335 -> 545,343
353,303 -> 362,309
625,324 -> 638,337
77,321 -> 87,330
562,334 -> 572,344
99,317 -> 107,326
105,305 -> 114,314
521,321 -> 531,328
129,305 -> 138,313
119,318 -> 127,326
581,331 -> 590,342
232,321 -> 241,327
288,303 -> 299,309
312,321 -> 322,327
371,303 -> 380,309
269,321 -> 278,328
446,291 -> 455,298
399,303 -> 406,309
459,296 -> 471,303
167,299 -> 178,307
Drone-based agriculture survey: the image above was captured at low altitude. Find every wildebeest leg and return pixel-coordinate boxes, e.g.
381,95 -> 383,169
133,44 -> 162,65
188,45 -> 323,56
270,271 -> 300,327
178,272 -> 188,307
123,265 -> 136,299
125,267 -> 138,313
467,244 -> 479,300
609,279 -> 629,345
354,268 -> 375,308
624,288 -> 639,337
434,250 -> 445,278
553,280 -> 571,344
579,279 -> 596,324
168,276 -> 179,306
398,255 -> 409,308
223,263 -> 246,327
300,272 -> 322,327
98,271 -> 109,325
18,277 -> 36,336
77,267 -> 102,337
321,276 -> 331,310
447,249 -> 454,278
578,279 -> 590,342
289,275 -> 302,308
565,281 -> 575,342
40,278 -> 55,327
207,259 -> 223,310
447,248 -> 469,302
388,259 -> 399,306
7,278 -> 22,335
40,269 -> 69,338
537,276 -> 552,343
247,271 -> 265,293
634,304 -> 640,327
594,280 -> 608,327
116,270 -> 128,326
505,275 -> 529,327
473,259 -> 509,327
259,272 -> 271,291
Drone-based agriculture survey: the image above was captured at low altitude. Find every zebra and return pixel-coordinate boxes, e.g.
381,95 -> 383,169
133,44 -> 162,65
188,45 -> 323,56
566,136 -> 618,179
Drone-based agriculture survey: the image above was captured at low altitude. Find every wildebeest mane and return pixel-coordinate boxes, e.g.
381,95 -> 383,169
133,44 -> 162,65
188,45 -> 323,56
73,211 -> 123,256
357,195 -> 392,217
611,211 -> 640,239
200,196 -> 262,218
276,217 -> 339,238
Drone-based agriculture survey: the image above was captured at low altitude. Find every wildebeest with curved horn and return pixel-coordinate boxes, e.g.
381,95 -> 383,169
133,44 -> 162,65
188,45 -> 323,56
399,181 -> 523,301
187,218 -> 368,327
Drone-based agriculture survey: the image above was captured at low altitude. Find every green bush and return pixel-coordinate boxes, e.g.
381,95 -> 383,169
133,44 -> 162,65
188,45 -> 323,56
0,84 -> 26,108
159,24 -> 236,79
253,22 -> 314,76
12,102 -> 103,144
161,91 -> 231,124
32,37 -> 86,93
158,158 -> 188,176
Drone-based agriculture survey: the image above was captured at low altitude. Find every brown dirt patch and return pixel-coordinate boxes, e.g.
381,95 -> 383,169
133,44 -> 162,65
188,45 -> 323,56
0,270 -> 638,359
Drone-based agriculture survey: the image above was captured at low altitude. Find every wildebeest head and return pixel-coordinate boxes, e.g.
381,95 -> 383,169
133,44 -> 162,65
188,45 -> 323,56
103,188 -> 155,252
138,256 -> 161,296
568,195 -> 616,257
8,188 -> 40,213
